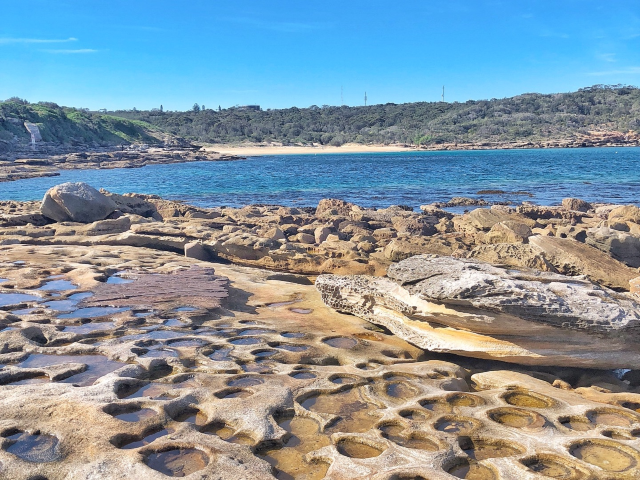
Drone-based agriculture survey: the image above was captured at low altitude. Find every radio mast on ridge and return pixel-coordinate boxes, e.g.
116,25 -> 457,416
442,86 -> 445,102
364,91 -> 367,106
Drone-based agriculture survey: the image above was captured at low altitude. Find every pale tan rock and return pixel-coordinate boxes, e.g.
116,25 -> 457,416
315,198 -> 355,217
609,205 -> 640,224
562,197 -> 592,212
466,207 -> 536,231
483,220 -> 532,244
264,227 -> 286,241
585,226 -> 640,268
555,224 -> 587,242
314,226 -> 332,244
467,243 -> 556,272
295,232 -> 316,244
383,236 -> 470,262
184,241 -> 214,261
529,235 -> 639,290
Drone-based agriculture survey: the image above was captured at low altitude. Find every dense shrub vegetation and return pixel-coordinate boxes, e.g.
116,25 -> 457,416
109,85 -> 640,145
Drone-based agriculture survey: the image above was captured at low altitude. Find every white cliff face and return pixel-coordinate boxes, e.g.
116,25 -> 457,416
316,255 -> 640,369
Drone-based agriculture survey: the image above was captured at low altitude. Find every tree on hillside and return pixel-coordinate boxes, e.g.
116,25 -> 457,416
192,103 -> 201,113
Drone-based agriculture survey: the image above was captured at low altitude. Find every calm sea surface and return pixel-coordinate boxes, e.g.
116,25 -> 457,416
1,148 -> 639,209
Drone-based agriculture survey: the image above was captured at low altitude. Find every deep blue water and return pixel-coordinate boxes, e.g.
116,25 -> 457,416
1,148 -> 639,209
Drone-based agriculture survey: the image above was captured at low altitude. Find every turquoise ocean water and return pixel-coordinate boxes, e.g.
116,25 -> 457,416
1,148 -> 639,209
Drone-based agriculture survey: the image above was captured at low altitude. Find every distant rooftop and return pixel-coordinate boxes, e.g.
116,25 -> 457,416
234,105 -> 261,111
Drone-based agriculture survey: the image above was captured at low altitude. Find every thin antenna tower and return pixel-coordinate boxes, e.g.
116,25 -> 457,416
341,86 -> 344,105
364,91 -> 367,106
442,86 -> 445,102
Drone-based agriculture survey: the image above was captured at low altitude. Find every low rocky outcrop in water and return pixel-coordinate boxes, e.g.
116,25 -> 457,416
316,255 -> 640,369
1,184 -> 637,288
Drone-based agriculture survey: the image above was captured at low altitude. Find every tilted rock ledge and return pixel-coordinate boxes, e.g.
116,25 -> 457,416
316,255 -> 640,369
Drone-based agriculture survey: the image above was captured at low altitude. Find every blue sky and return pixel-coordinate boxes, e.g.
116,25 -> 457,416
1,0 -> 639,111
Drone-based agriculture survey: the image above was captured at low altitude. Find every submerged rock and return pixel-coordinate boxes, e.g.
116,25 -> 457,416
41,182 -> 117,223
316,255 -> 640,368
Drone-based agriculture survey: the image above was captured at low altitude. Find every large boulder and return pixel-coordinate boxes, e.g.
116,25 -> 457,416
316,256 -> 640,368
41,183 -> 117,223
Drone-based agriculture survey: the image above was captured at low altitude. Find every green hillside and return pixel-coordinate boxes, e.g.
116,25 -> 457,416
0,99 -> 161,146
110,84 -> 640,146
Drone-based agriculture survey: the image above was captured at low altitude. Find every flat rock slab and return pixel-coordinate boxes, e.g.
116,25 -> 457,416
316,255 -> 640,368
84,265 -> 228,309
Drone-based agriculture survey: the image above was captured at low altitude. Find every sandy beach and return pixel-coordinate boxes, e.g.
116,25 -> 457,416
204,143 -> 417,156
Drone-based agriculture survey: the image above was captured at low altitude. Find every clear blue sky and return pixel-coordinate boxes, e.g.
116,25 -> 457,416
1,0 -> 639,111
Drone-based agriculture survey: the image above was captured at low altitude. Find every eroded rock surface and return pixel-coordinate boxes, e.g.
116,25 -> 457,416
316,255 -> 640,368
0,243 -> 639,478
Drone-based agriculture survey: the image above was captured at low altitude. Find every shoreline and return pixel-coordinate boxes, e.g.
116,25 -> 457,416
205,141 -> 640,157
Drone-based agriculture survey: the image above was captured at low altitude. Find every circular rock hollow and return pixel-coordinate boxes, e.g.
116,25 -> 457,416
116,427 -> 171,450
399,409 -> 431,422
458,436 -> 524,460
4,431 -> 62,463
281,332 -> 305,338
106,405 -> 157,423
215,388 -> 253,399
356,362 -> 382,370
323,336 -> 358,349
398,433 -> 439,452
229,336 -> 263,346
336,438 -> 384,458
521,454 -> 588,479
503,389 -> 553,409
434,416 -> 479,435
227,376 -> 264,388
602,429 -> 635,440
290,371 -> 316,380
447,458 -> 497,480
202,422 -> 254,445
330,374 -> 359,385
569,439 -> 639,473
144,447 -> 209,476
379,423 -> 405,443
559,415 -> 594,432
446,393 -> 484,408
487,407 -> 545,429
275,343 -> 309,352
586,408 -> 640,428
252,349 -> 278,358
383,381 -> 419,400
